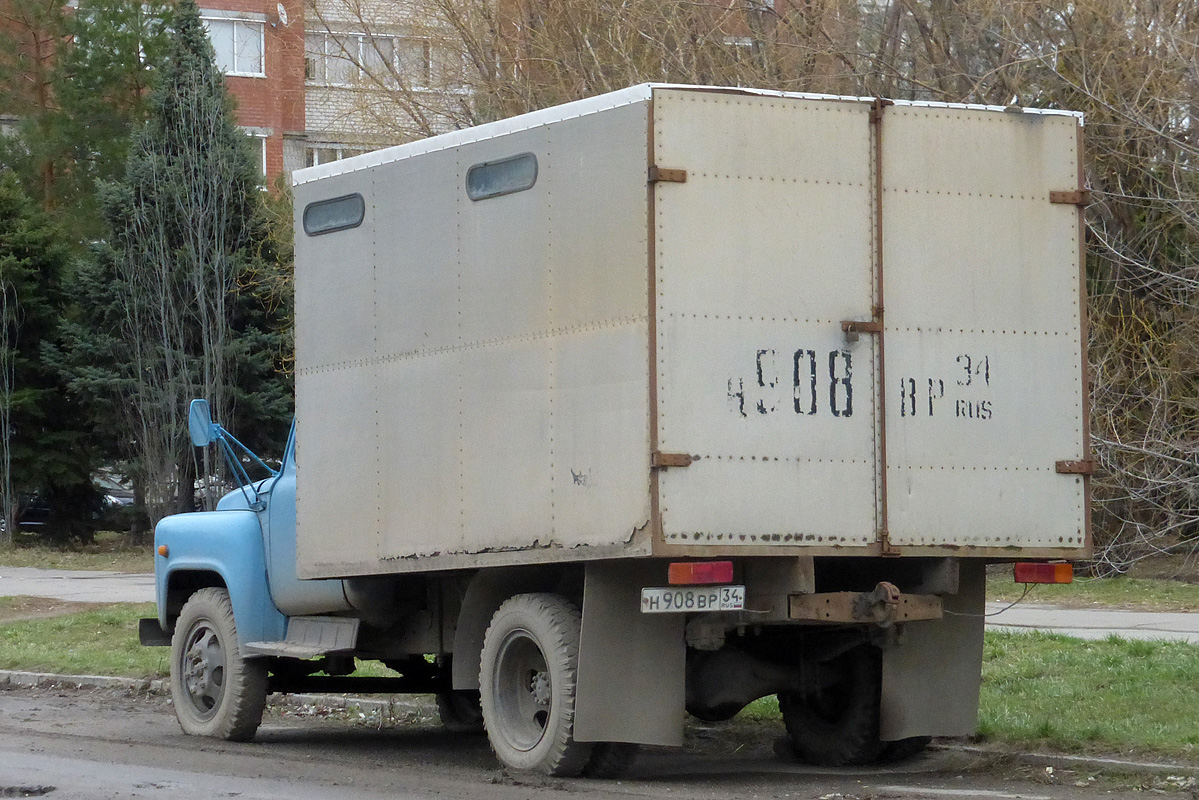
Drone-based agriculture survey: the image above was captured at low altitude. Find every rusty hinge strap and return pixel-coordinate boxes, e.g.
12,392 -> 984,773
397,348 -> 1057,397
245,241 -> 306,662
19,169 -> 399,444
648,166 -> 687,184
1049,189 -> 1092,207
869,98 -> 893,124
652,451 -> 693,469
1055,459 -> 1096,475
841,320 -> 883,335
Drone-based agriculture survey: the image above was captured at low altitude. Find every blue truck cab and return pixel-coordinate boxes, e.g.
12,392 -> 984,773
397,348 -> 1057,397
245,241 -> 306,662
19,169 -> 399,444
140,402 -> 359,739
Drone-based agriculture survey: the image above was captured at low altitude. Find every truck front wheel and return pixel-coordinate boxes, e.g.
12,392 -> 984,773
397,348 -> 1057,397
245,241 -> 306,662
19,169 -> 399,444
170,587 -> 268,741
778,644 -> 883,766
479,593 -> 592,775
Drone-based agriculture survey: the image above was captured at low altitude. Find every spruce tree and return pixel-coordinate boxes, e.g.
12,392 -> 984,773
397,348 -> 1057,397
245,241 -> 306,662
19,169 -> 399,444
60,0 -> 290,525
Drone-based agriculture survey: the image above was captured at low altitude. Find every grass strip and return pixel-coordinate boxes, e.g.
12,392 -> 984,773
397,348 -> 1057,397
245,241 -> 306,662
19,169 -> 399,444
987,575 -> 1199,611
0,602 -> 397,680
0,602 -> 165,678
0,532 -> 154,574
979,630 -> 1199,759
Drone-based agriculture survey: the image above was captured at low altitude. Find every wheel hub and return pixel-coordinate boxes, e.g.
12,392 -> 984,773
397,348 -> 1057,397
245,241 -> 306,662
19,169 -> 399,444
180,623 -> 226,718
493,630 -> 553,751
529,670 -> 551,706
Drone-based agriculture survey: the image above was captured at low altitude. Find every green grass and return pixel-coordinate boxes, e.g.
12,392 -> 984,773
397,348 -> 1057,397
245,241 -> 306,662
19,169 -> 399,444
0,602 -> 401,680
978,630 -> 1199,759
0,531 -> 153,573
0,602 -> 166,678
988,574 -> 1199,611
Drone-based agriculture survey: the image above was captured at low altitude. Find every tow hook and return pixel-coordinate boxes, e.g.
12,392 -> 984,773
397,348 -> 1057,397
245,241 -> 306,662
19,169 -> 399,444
853,581 -> 902,626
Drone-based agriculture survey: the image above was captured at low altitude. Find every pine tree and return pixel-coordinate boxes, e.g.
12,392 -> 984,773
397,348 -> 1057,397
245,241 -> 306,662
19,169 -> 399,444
48,0 -> 175,242
0,0 -> 173,244
0,1 -> 67,207
0,171 -> 97,546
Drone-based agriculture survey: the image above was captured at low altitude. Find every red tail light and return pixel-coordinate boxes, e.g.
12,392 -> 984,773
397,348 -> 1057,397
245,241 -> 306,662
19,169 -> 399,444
668,561 -> 734,585
1013,562 -> 1073,584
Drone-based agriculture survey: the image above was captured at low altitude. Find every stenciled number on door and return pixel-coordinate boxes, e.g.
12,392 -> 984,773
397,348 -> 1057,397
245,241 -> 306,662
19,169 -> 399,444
728,348 -> 853,419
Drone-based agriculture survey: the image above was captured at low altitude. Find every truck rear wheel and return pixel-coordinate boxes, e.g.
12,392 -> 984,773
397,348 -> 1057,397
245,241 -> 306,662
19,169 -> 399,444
170,587 -> 267,741
479,593 -> 592,775
778,644 -> 883,766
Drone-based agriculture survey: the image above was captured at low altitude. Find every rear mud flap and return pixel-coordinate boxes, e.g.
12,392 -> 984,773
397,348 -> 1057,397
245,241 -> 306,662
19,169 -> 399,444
880,560 -> 985,740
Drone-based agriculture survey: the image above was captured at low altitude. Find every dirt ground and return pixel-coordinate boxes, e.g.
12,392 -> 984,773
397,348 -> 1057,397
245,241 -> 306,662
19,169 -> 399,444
0,597 -> 109,624
2,684 -> 1194,800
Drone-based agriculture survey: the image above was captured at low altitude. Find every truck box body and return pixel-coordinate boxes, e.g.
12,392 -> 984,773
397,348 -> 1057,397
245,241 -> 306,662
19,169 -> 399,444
293,85 -> 1089,580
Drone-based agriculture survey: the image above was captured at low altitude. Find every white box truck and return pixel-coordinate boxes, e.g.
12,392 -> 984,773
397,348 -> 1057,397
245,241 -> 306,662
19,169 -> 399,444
143,84 -> 1090,776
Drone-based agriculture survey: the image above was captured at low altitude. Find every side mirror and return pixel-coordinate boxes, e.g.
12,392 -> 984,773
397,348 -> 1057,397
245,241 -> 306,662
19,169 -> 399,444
188,399 -> 217,447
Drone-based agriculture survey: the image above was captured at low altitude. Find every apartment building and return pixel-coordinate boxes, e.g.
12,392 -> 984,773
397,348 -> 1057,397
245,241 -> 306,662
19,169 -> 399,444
198,0 -> 304,180
202,0 -> 452,180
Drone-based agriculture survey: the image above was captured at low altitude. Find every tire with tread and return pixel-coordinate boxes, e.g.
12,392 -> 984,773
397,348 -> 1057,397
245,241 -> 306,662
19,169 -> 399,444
479,593 -> 592,776
778,645 -> 883,766
169,587 -> 268,741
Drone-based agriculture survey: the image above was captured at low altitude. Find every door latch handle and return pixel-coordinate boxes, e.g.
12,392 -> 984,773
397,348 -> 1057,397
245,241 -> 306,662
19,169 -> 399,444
841,320 -> 882,343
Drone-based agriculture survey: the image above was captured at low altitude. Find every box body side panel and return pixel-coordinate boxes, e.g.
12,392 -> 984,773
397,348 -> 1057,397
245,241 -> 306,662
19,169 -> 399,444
294,102 -> 652,577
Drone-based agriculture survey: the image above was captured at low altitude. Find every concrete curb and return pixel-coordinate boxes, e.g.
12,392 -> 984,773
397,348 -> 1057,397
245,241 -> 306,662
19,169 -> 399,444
0,669 -> 166,694
3,670 -> 1195,778
946,744 -> 1199,777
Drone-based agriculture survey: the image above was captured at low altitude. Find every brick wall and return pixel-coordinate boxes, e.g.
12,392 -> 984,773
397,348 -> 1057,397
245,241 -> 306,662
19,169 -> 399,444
200,0 -> 304,182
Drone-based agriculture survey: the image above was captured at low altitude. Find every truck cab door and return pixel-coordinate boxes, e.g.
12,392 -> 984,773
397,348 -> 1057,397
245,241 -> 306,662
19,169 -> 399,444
261,424 -> 350,616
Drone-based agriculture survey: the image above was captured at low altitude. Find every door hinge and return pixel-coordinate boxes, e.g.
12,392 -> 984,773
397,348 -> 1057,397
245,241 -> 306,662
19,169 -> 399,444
652,451 -> 694,469
1049,189 -> 1092,207
648,166 -> 687,184
1055,459 -> 1096,475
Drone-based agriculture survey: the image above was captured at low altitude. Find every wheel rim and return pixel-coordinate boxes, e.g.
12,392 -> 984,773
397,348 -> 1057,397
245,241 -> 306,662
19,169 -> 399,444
491,628 -> 551,752
179,619 -> 227,720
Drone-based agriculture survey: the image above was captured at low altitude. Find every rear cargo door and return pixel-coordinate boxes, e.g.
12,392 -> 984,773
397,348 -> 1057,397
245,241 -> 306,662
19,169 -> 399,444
880,105 -> 1087,550
651,89 -> 880,549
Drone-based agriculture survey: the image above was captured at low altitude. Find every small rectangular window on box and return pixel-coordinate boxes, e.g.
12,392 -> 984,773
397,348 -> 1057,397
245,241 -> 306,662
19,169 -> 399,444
466,153 -> 538,201
303,194 -> 365,236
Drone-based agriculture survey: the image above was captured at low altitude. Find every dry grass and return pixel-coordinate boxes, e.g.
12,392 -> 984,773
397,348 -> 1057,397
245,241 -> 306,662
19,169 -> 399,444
0,531 -> 153,573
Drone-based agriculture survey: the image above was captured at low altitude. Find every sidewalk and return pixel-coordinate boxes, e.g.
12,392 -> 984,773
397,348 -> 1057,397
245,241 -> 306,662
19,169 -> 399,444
985,601 -> 1199,644
0,566 -> 155,604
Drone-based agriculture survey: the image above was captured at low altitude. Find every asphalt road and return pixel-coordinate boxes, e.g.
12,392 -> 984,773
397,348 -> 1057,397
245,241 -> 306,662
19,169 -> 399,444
0,567 -> 155,604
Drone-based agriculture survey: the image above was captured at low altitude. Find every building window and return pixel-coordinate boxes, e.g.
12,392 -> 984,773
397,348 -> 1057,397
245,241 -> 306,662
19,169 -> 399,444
203,16 -> 265,77
305,31 -> 431,89
304,145 -> 369,168
246,132 -> 268,176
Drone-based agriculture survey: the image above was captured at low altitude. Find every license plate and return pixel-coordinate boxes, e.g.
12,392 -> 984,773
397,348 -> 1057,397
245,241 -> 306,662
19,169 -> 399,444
640,585 -> 745,613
